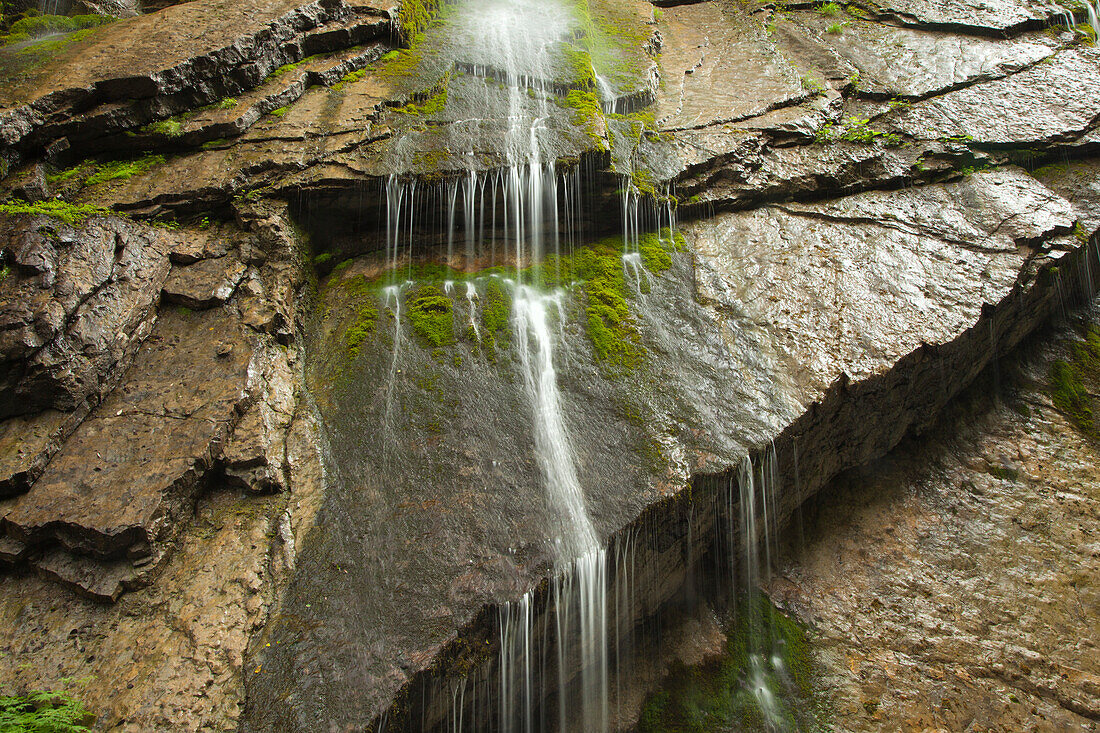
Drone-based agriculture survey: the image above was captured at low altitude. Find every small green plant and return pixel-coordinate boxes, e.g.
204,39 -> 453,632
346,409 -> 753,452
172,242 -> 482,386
143,118 -> 182,137
825,20 -> 847,33
817,116 -> 902,146
0,690 -> 93,732
818,2 -> 842,16
1074,221 -> 1092,244
216,98 -> 238,110
800,75 -> 826,94
269,106 -> 290,118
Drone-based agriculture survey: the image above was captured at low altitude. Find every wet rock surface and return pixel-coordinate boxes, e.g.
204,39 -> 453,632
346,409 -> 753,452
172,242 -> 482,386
769,309 -> 1100,730
0,0 -> 1098,729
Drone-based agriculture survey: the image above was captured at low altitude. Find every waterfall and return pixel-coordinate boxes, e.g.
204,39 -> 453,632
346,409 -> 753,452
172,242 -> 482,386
370,1 -> 683,727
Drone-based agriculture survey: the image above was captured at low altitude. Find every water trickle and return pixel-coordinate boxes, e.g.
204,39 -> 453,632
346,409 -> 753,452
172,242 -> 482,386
733,449 -> 785,729
465,282 -> 481,340
622,252 -> 645,294
381,283 -> 408,463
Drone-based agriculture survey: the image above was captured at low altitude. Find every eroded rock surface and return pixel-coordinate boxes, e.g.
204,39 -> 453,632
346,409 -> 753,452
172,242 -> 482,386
770,311 -> 1100,730
0,0 -> 1098,729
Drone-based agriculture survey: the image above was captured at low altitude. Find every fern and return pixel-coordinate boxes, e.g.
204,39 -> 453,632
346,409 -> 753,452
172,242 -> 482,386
0,691 -> 92,732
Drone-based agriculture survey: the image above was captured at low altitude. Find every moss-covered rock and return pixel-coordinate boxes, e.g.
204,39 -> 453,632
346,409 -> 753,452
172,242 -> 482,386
637,595 -> 824,733
408,284 -> 455,347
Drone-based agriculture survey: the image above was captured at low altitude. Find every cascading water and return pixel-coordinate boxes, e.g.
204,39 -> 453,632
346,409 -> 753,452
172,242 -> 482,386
375,0 -> 618,729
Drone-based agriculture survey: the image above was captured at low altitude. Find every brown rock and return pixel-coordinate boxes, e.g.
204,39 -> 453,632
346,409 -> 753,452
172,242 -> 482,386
161,256 -> 247,310
3,306 -> 252,561
0,215 -> 172,419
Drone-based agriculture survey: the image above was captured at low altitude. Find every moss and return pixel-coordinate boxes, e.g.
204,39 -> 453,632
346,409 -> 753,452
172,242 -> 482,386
339,275 -> 380,359
269,106 -> 290,117
560,89 -> 606,149
0,199 -> 110,226
1050,359 -> 1094,434
562,43 -> 596,90
313,252 -> 334,266
393,76 -> 448,116
267,54 -> 323,80
407,284 -> 455,347
45,163 -> 92,184
397,0 -> 441,42
85,155 -> 166,186
637,595 -> 822,733
143,118 -> 183,137
566,236 -> 643,371
333,68 -> 368,91
216,97 -> 238,110
638,231 -> 672,273
1,13 -> 111,45
480,278 -> 512,356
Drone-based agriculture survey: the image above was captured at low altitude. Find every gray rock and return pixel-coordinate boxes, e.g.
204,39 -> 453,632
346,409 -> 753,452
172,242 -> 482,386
889,47 -> 1100,145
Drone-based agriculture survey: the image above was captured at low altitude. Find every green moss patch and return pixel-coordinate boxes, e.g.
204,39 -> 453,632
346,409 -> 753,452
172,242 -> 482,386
1049,326 -> 1100,437
393,76 -> 449,117
1,13 -> 112,46
479,277 -> 512,357
0,199 -> 110,227
339,275 -> 381,359
85,155 -> 166,186
638,596 -> 823,733
397,0 -> 442,42
560,89 -> 606,149
408,284 -> 455,347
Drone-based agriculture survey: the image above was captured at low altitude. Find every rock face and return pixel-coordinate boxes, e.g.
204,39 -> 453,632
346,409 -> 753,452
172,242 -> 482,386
0,0 -> 1098,730
769,309 -> 1100,729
